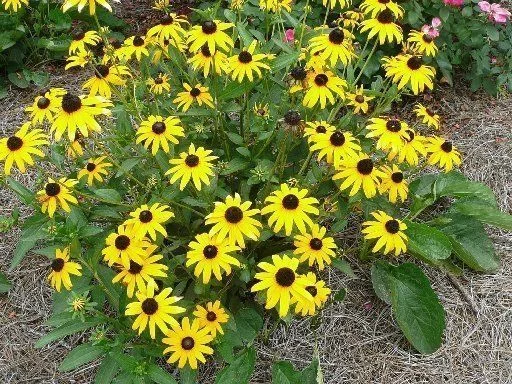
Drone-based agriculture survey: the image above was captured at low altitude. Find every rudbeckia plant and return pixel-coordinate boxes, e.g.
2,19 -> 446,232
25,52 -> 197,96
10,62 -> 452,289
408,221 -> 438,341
2,0 -> 512,382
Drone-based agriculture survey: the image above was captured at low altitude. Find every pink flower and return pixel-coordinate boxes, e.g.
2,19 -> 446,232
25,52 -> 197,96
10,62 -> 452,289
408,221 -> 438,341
444,0 -> 464,7
421,17 -> 442,38
478,1 -> 511,24
284,29 -> 295,43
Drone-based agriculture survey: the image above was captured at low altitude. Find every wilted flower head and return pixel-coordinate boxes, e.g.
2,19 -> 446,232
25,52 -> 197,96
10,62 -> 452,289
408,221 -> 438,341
478,1 -> 511,24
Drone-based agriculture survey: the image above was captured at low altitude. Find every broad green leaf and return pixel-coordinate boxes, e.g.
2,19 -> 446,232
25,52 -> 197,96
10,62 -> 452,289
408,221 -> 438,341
214,347 -> 256,384
331,258 -> 356,278
370,262 -> 392,305
94,356 -> 119,384
6,176 -> 33,204
59,342 -> 104,372
179,366 -> 197,384
10,214 -> 49,271
148,364 -> 178,384
434,172 -> 496,206
94,189 -> 122,203
435,214 -> 500,272
235,307 -> 264,343
272,52 -> 300,71
404,220 -> 452,263
450,198 -> 512,231
35,318 -> 105,348
0,270 -> 11,293
44,311 -> 73,327
271,358 -> 319,384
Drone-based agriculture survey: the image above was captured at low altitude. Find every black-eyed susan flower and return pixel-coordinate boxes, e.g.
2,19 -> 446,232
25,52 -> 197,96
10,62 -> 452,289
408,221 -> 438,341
2,0 -> 28,12
333,153 -> 385,198
340,10 -> 364,28
303,70 -> 347,109
309,27 -> 356,67
102,225 -> 149,269
261,184 -> 319,236
48,247 -> 82,292
346,86 -> 374,114
304,120 -> 336,143
259,0 -> 292,13
413,104 -> 440,129
173,83 -> 214,112
293,272 -> 331,316
165,144 -> 217,191
186,233 -> 240,284
125,203 -> 174,241
125,283 -> 185,339
193,301 -> 229,338
382,54 -> 435,95
293,224 -> 337,270
309,129 -> 361,168
37,177 -> 78,217
362,210 -> 407,256
387,129 -> 427,166
360,9 -> 403,45
77,156 -> 112,186
188,44 -> 228,77
69,29 -> 101,54
253,103 -> 270,118
187,20 -> 234,54
365,117 -> 409,153
136,115 -> 184,155
360,0 -> 403,18
146,73 -> 171,95
25,88 -> 66,124
227,40 -> 271,82
120,35 -> 153,61
251,254 -> 313,318
205,193 -> 262,248
62,0 -> 112,15
67,132 -> 85,159
0,123 -> 48,175
65,50 -> 92,70
407,30 -> 438,57
378,164 -> 408,203
323,0 -> 350,9
231,0 -> 244,10
425,137 -> 462,172
112,244 -> 169,298
51,92 -> 112,141
163,317 -> 214,369
146,13 -> 188,46
83,63 -> 130,98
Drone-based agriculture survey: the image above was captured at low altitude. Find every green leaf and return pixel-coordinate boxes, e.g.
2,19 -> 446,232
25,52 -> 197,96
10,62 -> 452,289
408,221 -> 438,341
235,307 -> 263,343
179,366 -> 197,384
220,81 -> 253,100
0,270 -> 11,293
404,221 -> 452,263
148,364 -> 178,384
372,261 -> 445,354
221,157 -> 250,175
434,172 -> 496,206
94,356 -> 119,384
370,262 -> 392,305
8,72 -> 29,88
59,342 -> 104,372
6,176 -> 33,204
272,52 -> 300,71
271,358 -> 319,384
226,132 -> 244,145
10,214 -> 49,271
214,347 -> 256,384
94,189 -> 122,203
35,318 -> 105,348
435,214 -> 500,272
450,198 -> 512,231
331,258 -> 356,278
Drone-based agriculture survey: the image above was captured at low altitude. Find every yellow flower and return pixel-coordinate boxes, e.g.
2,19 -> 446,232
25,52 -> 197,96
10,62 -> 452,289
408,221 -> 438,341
146,13 -> 188,46
360,9 -> 403,45
309,129 -> 361,168
413,104 -> 440,129
303,70 -> 347,109
186,233 -> 240,284
382,54 -> 435,95
253,103 -> 270,118
365,117 -> 409,153
425,137 -> 462,172
205,193 -> 262,248
102,225 -> 150,269
362,210 -> 407,256
62,0 -> 112,15
124,203 -> 174,241
227,40 -> 271,82
25,88 -> 66,124
193,300 -> 229,338
71,297 -> 86,311
165,143 -> 217,191
309,27 -> 356,67
293,224 -> 337,270
125,283 -> 185,339
48,247 -> 82,292
0,123 -> 48,175
322,0 -> 350,9
188,44 -> 228,77
251,254 -> 313,318
407,30 -> 438,57
112,244 -> 169,298
67,132 -> 85,159
303,121 -> 336,143
387,129 -> 427,166
77,156 -> 112,186
378,164 -> 408,203
69,30 -> 101,54
136,115 -> 184,155
120,35 -> 153,61
65,50 -> 93,70
332,153 -> 385,198
173,83 -> 214,112
163,317 -> 214,369
187,20 -> 234,54
293,272 -> 331,316
37,177 -> 78,217
231,0 -> 244,9
346,86 -> 374,114
261,183 -> 319,236
146,73 -> 171,95
360,0 -> 403,18
2,0 -> 28,12
259,0 -> 292,12
83,63 -> 130,98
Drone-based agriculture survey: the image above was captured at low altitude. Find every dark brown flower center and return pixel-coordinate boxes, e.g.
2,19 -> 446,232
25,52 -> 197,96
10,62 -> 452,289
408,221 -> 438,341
95,65 -> 110,78
357,158 -> 374,175
51,258 -> 65,272
37,96 -> 51,109
378,0 -> 390,3
86,162 -> 96,172
385,219 -> 400,234
72,29 -> 85,41
154,77 -> 164,85
206,311 -> 217,321
309,238 -> 323,250
407,56 -> 423,70
61,93 -> 82,113
329,131 -> 346,147
284,110 -> 301,126
224,206 -> 243,223
161,15 -> 174,25
203,245 -> 218,259
355,95 -> 365,103
141,298 -> 158,315
128,261 -> 143,274
275,267 -> 295,287
306,285 -> 318,297
315,125 -> 326,133
391,172 -> 403,183
426,108 -> 435,116
314,74 -> 328,86
201,44 -> 212,57
190,88 -> 201,97
111,39 -> 122,49
441,141 -> 453,153
290,66 -> 307,81
201,20 -> 217,34
405,129 -> 415,142
386,119 -> 402,132
329,28 -> 344,44
152,122 -> 166,134
133,36 -> 145,47
282,194 -> 299,210
377,9 -> 393,24
139,210 -> 153,223
45,183 -> 61,197
422,34 -> 434,43
181,336 -> 195,350
238,51 -> 253,63
6,136 -> 23,151
185,154 -> 200,167
115,235 -> 130,250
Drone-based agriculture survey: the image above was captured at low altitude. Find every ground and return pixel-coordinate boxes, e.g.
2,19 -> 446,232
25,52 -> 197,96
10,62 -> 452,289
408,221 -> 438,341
0,62 -> 511,384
